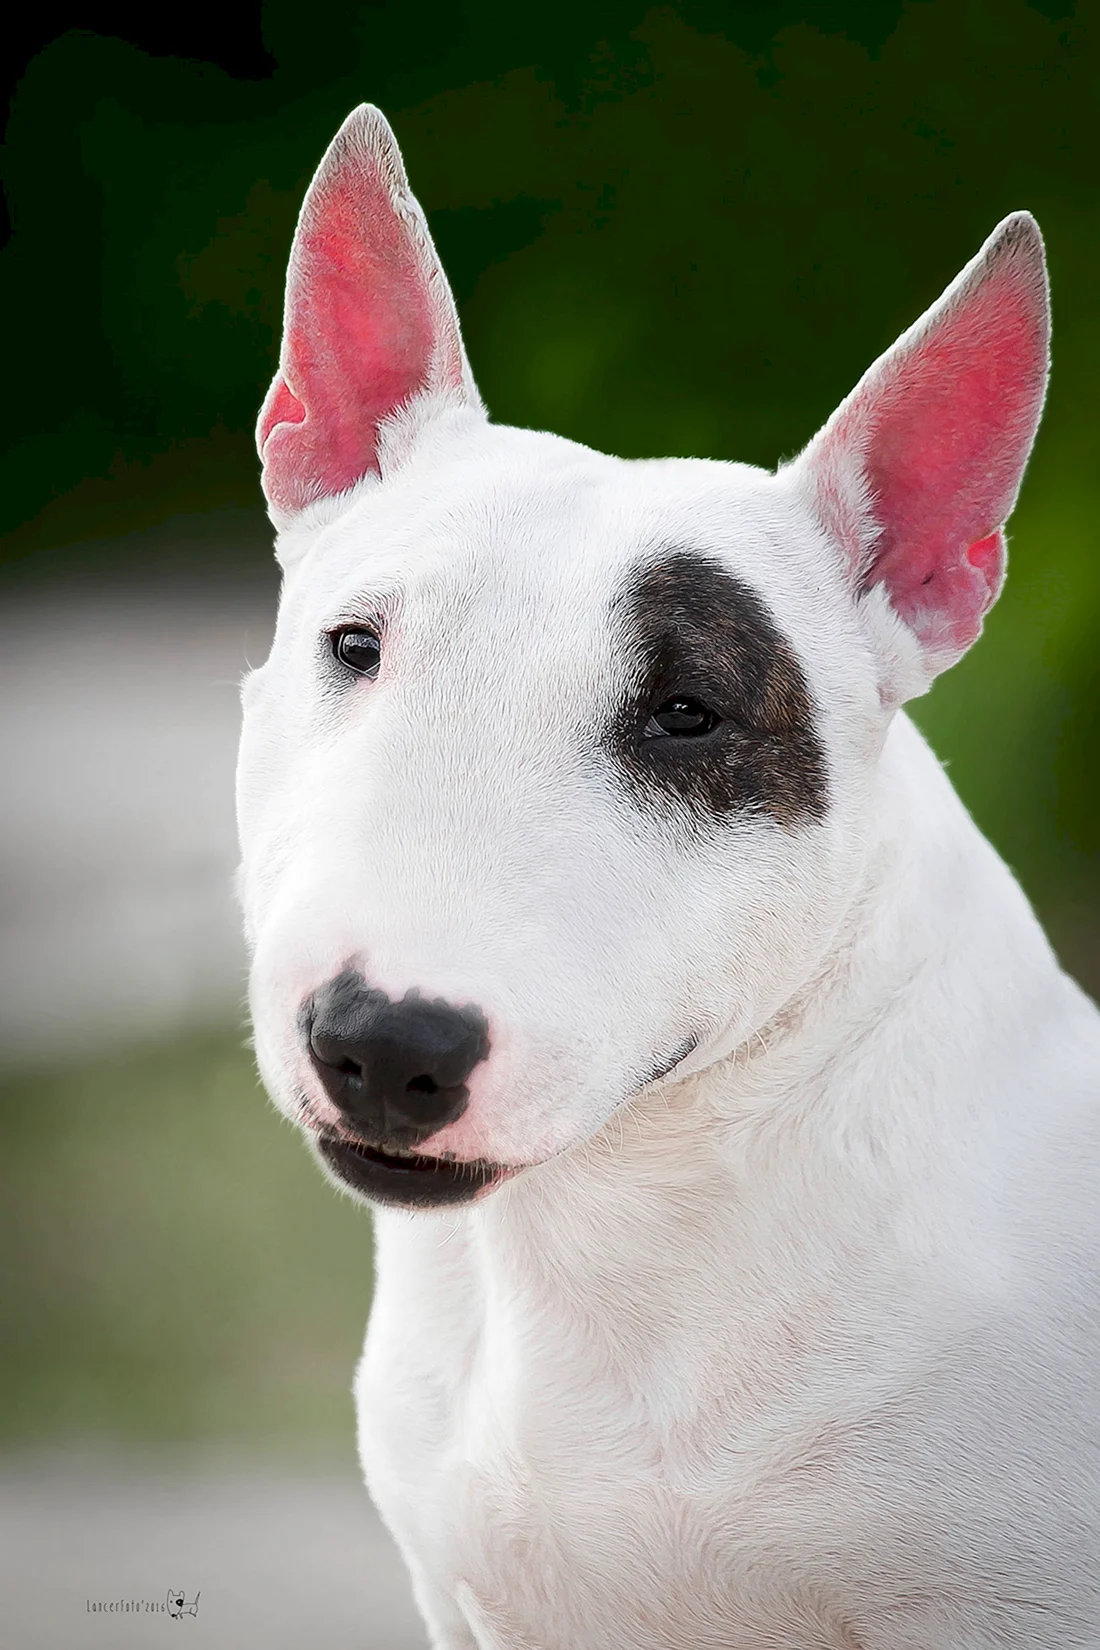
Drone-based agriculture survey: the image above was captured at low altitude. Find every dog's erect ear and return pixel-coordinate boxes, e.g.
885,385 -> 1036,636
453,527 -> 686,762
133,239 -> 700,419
257,105 -> 482,529
791,213 -> 1050,700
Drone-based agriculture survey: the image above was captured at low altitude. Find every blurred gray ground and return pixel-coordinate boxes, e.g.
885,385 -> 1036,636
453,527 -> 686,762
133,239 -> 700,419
0,557 -> 275,1068
0,1454 -> 428,1649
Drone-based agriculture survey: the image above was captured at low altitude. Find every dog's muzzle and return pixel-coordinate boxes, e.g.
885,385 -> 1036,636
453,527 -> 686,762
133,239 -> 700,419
299,969 -> 517,1208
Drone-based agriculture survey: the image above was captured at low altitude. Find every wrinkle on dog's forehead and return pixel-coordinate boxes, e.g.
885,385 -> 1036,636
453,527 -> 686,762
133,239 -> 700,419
604,548 -> 829,828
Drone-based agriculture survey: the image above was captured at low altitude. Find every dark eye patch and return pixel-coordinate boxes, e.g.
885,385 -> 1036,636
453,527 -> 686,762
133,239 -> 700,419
605,549 -> 828,827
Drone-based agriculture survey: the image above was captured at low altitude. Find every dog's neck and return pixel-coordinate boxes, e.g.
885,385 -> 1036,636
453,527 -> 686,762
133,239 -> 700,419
433,712 -> 1078,1397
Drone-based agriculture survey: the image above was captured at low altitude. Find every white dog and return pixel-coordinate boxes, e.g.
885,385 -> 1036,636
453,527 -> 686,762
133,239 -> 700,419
236,105 -> 1100,1648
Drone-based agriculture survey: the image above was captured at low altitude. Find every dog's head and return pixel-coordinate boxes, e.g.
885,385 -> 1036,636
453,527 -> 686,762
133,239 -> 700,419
237,105 -> 1049,1210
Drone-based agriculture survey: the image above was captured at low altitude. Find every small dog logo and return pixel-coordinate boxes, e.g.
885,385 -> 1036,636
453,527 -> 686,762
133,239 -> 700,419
166,1589 -> 200,1620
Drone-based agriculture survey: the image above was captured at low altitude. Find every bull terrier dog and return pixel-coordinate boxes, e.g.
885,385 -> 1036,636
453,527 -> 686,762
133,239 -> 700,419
236,104 -> 1100,1648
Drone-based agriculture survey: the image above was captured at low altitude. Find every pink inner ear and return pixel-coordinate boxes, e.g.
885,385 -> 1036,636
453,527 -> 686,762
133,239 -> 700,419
259,112 -> 464,519
966,532 -> 1000,569
258,377 -> 305,450
820,222 -> 1048,665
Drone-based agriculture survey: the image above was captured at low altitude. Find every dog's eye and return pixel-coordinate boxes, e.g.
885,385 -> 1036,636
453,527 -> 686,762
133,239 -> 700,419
332,629 -> 381,678
643,697 -> 721,739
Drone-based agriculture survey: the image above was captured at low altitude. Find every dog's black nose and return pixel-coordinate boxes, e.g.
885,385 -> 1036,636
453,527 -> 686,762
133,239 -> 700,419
304,970 -> 490,1142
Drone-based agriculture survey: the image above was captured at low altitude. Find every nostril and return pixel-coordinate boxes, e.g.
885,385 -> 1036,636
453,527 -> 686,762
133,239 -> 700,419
308,1029 -> 363,1081
406,1074 -> 438,1095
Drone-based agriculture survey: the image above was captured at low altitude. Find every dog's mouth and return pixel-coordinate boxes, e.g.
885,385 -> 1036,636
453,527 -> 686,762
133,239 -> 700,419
314,1129 -> 521,1209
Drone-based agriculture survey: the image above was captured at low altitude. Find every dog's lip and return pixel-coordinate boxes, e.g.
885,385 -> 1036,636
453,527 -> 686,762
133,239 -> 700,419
312,1120 -> 522,1173
308,1121 -> 528,1206
331,1131 -> 515,1175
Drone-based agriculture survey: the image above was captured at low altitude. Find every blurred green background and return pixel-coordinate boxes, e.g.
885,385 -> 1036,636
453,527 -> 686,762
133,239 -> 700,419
2,0 -> 1097,1461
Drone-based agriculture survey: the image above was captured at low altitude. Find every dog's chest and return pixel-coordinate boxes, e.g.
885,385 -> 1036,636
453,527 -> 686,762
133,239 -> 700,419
365,1367 -> 811,1648
358,1244 -> 888,1650
437,1456 -> 836,1650
356,1184 -> 1100,1648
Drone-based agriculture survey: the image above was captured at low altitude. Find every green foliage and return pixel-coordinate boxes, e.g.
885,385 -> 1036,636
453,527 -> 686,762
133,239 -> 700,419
6,2 -> 1099,525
